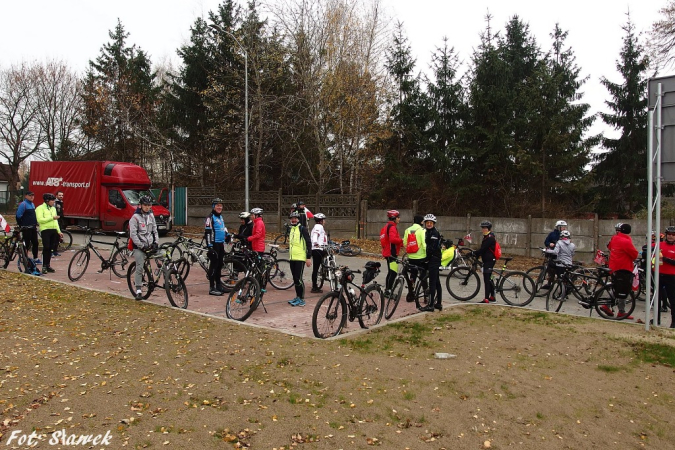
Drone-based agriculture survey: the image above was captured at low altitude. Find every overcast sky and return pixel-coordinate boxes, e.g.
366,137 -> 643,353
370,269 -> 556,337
0,0 -> 667,140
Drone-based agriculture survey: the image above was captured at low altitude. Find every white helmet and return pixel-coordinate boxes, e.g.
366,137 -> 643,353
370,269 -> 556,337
560,230 -> 571,238
314,213 -> 326,220
423,214 -> 437,223
555,220 -> 567,228
250,207 -> 263,215
239,211 -> 251,219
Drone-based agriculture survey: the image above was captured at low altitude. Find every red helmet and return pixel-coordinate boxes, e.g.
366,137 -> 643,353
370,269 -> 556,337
387,210 -> 400,220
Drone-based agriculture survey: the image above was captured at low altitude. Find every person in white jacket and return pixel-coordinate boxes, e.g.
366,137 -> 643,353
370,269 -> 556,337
310,213 -> 328,293
546,230 -> 575,269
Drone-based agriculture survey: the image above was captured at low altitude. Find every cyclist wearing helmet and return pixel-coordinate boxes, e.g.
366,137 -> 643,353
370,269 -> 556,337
233,212 -> 253,248
473,220 -> 497,303
403,215 -> 428,301
204,198 -> 229,295
35,193 -> 62,274
606,223 -> 638,319
659,226 -> 675,326
545,220 -> 568,249
52,191 -> 65,256
129,195 -> 159,300
545,229 -> 575,268
248,208 -> 266,253
288,211 -> 312,307
380,210 -> 403,296
310,213 -> 328,293
16,191 -> 40,263
295,200 -> 314,228
424,214 -> 442,311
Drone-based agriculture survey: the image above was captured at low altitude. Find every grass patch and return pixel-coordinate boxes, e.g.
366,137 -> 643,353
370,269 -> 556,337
342,337 -> 375,352
387,322 -> 431,347
433,314 -> 462,324
597,365 -> 622,373
632,342 -> 675,367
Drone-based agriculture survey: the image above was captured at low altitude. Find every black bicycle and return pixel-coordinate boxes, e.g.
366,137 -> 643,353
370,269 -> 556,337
67,228 -> 130,281
1,226 -> 36,274
384,257 -> 429,319
328,239 -> 362,257
524,248 -> 557,297
273,222 -> 291,253
312,262 -> 384,338
126,244 -> 188,308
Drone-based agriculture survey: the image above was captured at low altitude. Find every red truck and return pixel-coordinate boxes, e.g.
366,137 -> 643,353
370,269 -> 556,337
29,161 -> 172,235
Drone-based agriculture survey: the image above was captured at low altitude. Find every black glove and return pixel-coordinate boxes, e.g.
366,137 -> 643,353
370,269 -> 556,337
225,234 -> 232,244
664,256 -> 675,266
150,242 -> 159,252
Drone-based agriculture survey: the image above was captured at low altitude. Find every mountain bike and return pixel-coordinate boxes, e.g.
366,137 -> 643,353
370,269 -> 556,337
384,257 -> 429,319
446,255 -> 535,306
126,244 -> 188,308
315,244 -> 340,292
1,226 -> 37,274
273,222 -> 291,253
524,248 -> 557,297
312,262 -> 384,338
328,239 -> 362,257
37,227 -> 73,253
546,265 -> 636,320
67,228 -> 130,281
225,247 -> 279,321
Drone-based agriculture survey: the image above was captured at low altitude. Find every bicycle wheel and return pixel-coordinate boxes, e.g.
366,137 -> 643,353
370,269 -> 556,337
340,244 -> 362,257
18,245 -> 31,274
358,284 -> 384,328
525,265 -> 550,297
220,257 -> 247,292
316,265 -> 326,290
594,285 -> 635,320
126,262 -> 154,299
312,291 -> 347,338
67,249 -> 90,281
110,248 -> 131,278
165,266 -> 188,309
568,268 -> 596,300
384,276 -> 405,320
57,230 -> 73,252
269,258 -> 294,290
414,280 -> 431,310
226,276 -> 261,321
499,271 -> 536,307
169,245 -> 184,262
0,241 -> 8,268
446,267 -> 481,301
545,280 -> 567,312
273,234 -> 289,253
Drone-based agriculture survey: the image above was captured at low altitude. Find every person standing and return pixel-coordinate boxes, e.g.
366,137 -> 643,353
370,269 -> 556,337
287,211 -> 311,307
542,220 -> 567,289
248,208 -> 266,254
403,215 -> 428,301
607,223 -> 638,319
15,191 -> 40,264
295,200 -> 314,228
52,191 -> 65,256
234,211 -> 253,248
0,212 -> 10,233
423,214 -> 443,311
310,213 -> 328,293
380,210 -> 403,297
129,195 -> 159,300
473,220 -> 497,303
35,193 -> 62,274
204,198 -> 228,296
658,226 -> 675,328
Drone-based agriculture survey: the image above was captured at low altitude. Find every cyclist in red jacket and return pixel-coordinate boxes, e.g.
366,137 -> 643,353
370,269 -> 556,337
248,208 -> 266,253
657,226 -> 675,327
381,210 -> 403,296
607,223 -> 638,319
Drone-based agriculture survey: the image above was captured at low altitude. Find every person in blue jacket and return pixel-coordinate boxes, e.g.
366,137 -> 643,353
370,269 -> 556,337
15,191 -> 41,263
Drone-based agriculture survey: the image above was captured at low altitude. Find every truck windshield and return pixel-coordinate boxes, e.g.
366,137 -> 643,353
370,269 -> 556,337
123,190 -> 157,206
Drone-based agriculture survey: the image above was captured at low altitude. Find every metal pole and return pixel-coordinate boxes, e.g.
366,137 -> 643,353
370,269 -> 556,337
647,110 -> 654,330
655,83 -> 663,328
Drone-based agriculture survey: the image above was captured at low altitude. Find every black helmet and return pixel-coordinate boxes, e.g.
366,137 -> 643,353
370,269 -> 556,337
140,195 -> 153,205
212,197 -> 223,207
666,226 -> 675,234
480,220 -> 492,230
289,211 -> 300,219
619,223 -> 631,234
43,193 -> 56,202
297,200 -> 305,206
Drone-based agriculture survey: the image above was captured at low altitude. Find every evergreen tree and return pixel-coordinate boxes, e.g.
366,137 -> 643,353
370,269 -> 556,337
593,15 -> 649,215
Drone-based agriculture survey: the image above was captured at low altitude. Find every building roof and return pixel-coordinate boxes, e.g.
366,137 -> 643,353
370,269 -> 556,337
0,163 -> 11,182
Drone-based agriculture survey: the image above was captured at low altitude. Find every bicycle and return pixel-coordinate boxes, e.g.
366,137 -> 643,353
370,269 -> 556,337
67,227 -> 131,281
446,255 -> 536,306
315,244 -> 340,292
524,248 -> 558,297
328,239 -> 362,257
384,257 -> 430,319
37,227 -> 73,253
312,262 -> 384,338
273,222 -> 291,253
1,226 -> 39,274
126,244 -> 189,308
546,265 -> 636,320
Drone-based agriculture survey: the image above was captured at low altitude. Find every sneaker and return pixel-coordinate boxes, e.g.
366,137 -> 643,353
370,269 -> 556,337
45,266 -> 55,273
34,258 -> 42,264
599,305 -> 614,317
384,289 -> 392,298
419,305 -> 434,312
406,293 -> 415,303
488,296 -> 496,303
479,298 -> 491,304
434,303 -> 443,311
209,289 -> 224,296
617,312 -> 634,320
310,287 -> 323,293
295,299 -> 306,307
288,297 -> 300,305
42,268 -> 49,275
578,301 -> 591,309
52,252 -> 60,257
134,291 -> 143,300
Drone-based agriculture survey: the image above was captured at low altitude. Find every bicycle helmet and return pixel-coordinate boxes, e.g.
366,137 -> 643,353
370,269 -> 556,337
619,223 -> 631,234
666,226 -> 675,234
423,213 -> 437,223
480,220 -> 492,230
314,213 -> 326,220
560,230 -> 571,238
291,203 -> 297,209
387,210 -> 400,220
140,195 -> 153,205
555,220 -> 567,228
43,193 -> 56,202
239,211 -> 251,219
212,197 -> 223,207
250,207 -> 263,215
297,200 -> 305,206
614,222 -> 623,231
289,211 -> 300,219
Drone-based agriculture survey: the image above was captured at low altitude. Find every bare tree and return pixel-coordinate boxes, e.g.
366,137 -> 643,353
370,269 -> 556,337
0,63 -> 46,206
650,1 -> 675,69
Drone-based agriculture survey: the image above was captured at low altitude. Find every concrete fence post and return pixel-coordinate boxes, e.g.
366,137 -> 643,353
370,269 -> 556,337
593,213 -> 599,253
527,215 -> 532,258
278,188 -> 283,232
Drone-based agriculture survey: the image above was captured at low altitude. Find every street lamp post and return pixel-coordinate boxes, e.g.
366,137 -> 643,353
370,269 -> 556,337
209,24 -> 249,211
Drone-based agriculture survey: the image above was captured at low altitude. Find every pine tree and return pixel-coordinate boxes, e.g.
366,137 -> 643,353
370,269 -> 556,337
593,15 -> 649,215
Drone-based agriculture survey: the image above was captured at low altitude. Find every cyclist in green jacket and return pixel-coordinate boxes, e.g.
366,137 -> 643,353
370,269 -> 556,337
402,215 -> 428,302
288,211 -> 312,307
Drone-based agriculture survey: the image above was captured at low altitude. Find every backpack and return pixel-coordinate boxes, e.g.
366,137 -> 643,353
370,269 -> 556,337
493,241 -> 502,260
380,223 -> 392,250
406,231 -> 419,254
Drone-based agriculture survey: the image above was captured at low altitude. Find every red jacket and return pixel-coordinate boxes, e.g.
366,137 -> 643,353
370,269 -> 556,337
381,221 -> 403,258
248,216 -> 266,252
607,233 -> 638,273
660,240 -> 675,275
